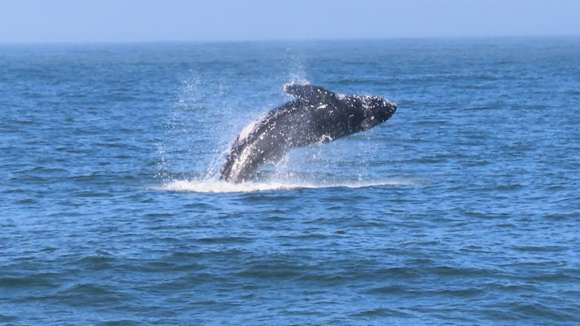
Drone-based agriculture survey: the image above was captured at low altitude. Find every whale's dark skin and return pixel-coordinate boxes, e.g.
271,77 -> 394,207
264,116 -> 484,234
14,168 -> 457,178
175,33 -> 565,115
220,84 -> 397,183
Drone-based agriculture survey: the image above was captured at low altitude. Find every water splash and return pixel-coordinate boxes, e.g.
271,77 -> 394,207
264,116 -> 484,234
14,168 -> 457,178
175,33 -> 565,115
158,71 -> 247,182
160,178 -> 416,193
286,49 -> 309,85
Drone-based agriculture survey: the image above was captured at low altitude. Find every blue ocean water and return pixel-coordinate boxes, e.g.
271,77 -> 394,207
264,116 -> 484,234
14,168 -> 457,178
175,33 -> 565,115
1,38 -> 579,325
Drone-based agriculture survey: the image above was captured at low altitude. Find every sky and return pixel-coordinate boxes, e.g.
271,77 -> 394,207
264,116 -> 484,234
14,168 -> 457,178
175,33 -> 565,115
1,0 -> 579,43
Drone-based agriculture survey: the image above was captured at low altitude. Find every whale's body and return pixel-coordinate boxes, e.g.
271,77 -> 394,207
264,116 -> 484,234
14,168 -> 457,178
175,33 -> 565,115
220,84 -> 397,183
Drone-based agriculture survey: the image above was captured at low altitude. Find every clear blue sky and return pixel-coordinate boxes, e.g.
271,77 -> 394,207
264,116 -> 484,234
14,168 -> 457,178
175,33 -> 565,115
1,0 -> 579,42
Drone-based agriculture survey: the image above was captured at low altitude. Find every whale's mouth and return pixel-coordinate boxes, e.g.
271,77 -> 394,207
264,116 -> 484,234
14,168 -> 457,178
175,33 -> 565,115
159,178 -> 417,193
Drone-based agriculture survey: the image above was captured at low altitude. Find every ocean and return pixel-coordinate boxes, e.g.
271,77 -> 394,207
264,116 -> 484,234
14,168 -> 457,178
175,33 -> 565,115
1,38 -> 579,325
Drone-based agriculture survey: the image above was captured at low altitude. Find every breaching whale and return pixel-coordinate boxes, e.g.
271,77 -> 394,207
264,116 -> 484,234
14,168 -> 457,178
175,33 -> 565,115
220,83 -> 397,183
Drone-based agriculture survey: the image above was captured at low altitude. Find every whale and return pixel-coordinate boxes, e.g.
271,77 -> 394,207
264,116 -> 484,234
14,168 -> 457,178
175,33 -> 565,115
220,83 -> 397,183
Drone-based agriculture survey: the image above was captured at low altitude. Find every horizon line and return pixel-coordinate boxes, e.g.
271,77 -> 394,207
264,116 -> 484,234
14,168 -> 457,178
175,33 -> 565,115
1,34 -> 579,45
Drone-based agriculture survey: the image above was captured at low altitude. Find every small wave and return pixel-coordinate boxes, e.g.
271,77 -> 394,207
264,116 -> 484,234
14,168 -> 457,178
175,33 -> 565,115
159,178 -> 415,193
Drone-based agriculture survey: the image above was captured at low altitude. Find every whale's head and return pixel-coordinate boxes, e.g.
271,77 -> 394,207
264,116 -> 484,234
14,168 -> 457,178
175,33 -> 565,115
359,96 -> 397,130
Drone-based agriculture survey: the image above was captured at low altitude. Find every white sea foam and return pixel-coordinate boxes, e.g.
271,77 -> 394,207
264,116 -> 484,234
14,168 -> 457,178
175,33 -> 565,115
160,178 -> 416,193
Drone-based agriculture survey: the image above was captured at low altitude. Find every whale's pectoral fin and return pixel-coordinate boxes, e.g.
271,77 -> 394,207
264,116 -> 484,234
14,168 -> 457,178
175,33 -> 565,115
283,83 -> 336,103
